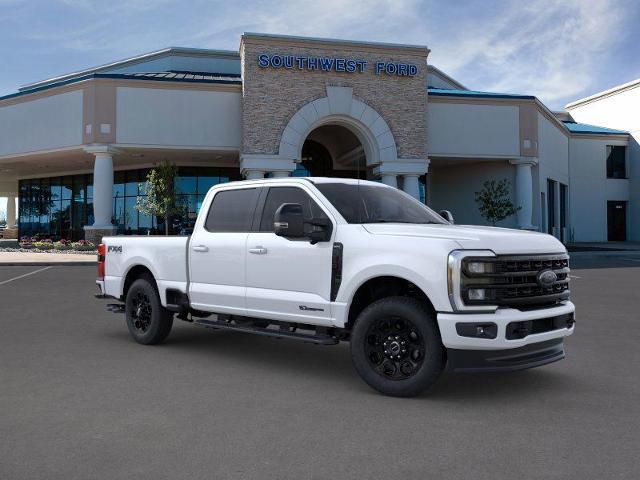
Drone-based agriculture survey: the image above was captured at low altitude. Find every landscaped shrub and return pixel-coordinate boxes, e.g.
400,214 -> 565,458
33,241 -> 54,250
53,240 -> 73,250
16,236 -> 96,252
71,240 -> 96,251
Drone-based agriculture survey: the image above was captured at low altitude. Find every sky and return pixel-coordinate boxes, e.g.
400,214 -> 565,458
1,0 -> 640,214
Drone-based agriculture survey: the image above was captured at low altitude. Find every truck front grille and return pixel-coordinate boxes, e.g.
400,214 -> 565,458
461,254 -> 570,309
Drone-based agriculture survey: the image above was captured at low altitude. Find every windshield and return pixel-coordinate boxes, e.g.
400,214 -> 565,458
315,183 -> 447,225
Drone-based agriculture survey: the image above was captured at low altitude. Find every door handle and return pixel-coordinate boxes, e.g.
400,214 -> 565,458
192,245 -> 209,252
248,246 -> 268,255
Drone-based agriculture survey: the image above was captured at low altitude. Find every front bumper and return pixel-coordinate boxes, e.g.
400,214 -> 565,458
437,301 -> 575,350
446,338 -> 565,373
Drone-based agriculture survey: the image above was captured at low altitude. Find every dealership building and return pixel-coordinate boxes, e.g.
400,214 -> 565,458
0,33 -> 637,243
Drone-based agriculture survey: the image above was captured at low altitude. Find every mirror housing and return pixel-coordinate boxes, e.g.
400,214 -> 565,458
274,203 -> 332,243
274,203 -> 305,238
440,210 -> 455,224
306,217 -> 332,244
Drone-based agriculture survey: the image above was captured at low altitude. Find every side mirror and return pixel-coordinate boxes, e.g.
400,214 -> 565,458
440,210 -> 454,224
274,203 -> 305,238
306,217 -> 332,244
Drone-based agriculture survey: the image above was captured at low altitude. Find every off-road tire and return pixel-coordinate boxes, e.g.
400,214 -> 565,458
125,275 -> 173,345
350,296 -> 445,397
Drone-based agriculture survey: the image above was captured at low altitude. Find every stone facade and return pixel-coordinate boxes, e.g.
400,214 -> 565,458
240,34 -> 429,161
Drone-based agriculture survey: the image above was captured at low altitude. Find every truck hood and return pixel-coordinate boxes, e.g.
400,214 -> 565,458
362,224 -> 566,255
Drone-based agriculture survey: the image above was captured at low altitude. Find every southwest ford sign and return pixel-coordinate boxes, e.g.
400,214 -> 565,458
257,54 -> 418,77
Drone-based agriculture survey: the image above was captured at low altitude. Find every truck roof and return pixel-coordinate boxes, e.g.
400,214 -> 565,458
217,177 -> 388,187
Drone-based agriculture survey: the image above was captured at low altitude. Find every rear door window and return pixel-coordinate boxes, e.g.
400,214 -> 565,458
204,188 -> 259,232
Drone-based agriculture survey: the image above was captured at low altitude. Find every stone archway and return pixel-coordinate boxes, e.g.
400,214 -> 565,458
240,85 -> 429,199
278,86 -> 398,167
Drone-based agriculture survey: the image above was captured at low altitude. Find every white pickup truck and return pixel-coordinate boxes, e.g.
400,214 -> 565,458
96,177 -> 575,397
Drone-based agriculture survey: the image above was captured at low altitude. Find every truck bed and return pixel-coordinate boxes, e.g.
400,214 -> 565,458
102,235 -> 190,303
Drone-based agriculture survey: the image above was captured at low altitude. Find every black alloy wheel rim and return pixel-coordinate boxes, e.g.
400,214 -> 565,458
364,317 -> 425,380
131,291 -> 152,333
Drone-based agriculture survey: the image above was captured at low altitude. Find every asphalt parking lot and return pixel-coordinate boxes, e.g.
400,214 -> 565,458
1,256 -> 639,479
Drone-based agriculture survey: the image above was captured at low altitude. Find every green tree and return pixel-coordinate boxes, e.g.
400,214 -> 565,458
136,161 -> 184,235
474,179 -> 520,226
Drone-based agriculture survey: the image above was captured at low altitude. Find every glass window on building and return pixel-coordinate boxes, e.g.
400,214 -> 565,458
18,166 -> 241,240
606,146 -> 626,179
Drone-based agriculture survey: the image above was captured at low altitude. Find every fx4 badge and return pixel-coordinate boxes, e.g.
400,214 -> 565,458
108,245 -> 123,253
299,305 -> 324,312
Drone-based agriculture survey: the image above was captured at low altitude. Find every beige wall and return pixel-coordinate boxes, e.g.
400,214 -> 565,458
427,102 -> 520,157
0,90 -> 83,157
240,36 -> 428,159
429,161 -> 518,228
569,137 -> 629,241
115,86 -> 242,148
568,85 -> 639,241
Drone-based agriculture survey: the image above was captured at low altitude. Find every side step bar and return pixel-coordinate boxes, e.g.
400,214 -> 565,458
193,318 -> 339,345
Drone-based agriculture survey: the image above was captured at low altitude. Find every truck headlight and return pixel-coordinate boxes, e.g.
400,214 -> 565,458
447,250 -> 498,312
466,261 -> 494,275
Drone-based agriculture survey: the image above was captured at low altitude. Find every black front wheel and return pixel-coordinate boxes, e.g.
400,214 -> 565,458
350,296 -> 445,397
125,276 -> 173,345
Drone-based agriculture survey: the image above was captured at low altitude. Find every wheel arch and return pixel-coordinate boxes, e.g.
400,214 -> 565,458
345,275 -> 436,331
122,264 -> 157,301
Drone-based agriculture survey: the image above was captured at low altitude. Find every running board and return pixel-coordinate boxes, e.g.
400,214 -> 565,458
192,318 -> 339,345
106,303 -> 125,313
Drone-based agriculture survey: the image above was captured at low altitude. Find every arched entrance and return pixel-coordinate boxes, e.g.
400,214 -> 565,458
240,86 -> 428,199
299,124 -> 367,179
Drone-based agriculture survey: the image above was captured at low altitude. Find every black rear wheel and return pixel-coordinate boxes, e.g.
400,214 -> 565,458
125,276 -> 173,345
350,296 -> 445,397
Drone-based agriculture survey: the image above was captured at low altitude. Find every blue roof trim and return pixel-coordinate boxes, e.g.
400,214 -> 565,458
562,121 -> 628,135
428,87 -> 535,100
0,72 -> 242,102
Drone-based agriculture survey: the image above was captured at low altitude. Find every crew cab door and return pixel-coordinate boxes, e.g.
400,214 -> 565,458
188,187 -> 260,315
245,186 -> 335,325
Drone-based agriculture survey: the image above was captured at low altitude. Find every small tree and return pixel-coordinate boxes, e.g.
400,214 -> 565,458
136,161 -> 183,235
474,179 -> 520,226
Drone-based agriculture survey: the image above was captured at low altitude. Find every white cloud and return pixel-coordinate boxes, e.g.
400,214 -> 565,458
426,0 -> 628,107
3,0 -> 634,109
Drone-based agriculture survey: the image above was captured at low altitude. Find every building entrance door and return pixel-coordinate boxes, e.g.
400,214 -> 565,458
299,125 -> 367,179
607,201 -> 627,241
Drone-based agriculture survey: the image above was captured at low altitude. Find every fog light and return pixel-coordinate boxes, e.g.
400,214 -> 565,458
468,288 -> 486,301
456,322 -> 498,339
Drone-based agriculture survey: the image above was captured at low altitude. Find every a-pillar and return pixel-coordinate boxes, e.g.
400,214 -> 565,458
83,145 -> 118,244
509,157 -> 538,230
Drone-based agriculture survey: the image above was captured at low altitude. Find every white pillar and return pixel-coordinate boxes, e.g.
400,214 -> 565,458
270,171 -> 290,178
92,152 -> 114,228
6,195 -> 17,228
380,174 -> 397,188
245,170 -> 265,180
510,158 -> 537,230
402,174 -> 420,200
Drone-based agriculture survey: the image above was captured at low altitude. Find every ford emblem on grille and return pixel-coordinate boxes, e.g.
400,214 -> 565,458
537,269 -> 558,288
